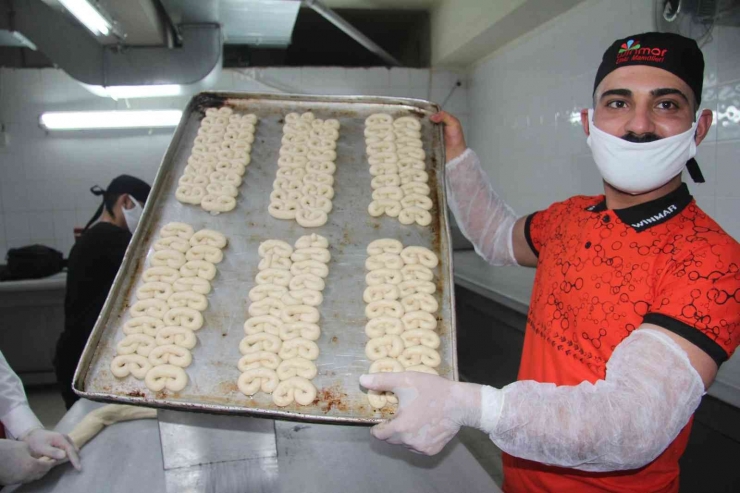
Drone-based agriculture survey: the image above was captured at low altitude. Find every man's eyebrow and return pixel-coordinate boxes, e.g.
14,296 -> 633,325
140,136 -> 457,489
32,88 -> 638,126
650,88 -> 690,103
599,89 -> 632,100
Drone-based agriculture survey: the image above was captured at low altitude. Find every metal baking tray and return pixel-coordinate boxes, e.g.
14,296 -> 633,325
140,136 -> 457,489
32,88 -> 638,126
73,91 -> 457,424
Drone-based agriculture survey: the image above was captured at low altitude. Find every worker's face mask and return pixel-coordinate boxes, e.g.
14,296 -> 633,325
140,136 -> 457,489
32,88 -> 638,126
586,109 -> 698,195
122,196 -> 144,233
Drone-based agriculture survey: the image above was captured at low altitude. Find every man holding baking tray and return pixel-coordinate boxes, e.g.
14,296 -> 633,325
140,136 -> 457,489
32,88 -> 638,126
361,32 -> 740,492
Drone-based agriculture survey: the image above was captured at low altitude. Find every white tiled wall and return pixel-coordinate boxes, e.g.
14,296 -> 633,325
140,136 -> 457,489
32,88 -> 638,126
0,67 -> 466,260
464,0 -> 740,404
467,0 -> 740,239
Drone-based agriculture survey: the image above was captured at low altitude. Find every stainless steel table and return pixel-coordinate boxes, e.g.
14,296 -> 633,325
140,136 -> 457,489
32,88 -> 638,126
8,399 -> 502,493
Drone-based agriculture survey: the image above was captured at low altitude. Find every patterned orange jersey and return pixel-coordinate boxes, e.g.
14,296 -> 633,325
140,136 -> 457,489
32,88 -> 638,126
502,184 -> 740,493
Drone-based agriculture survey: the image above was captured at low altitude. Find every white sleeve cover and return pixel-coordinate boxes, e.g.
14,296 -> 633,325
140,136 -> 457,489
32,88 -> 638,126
477,329 -> 705,472
445,148 -> 518,266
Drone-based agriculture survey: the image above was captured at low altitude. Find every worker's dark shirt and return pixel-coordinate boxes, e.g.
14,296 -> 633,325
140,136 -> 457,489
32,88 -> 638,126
55,222 -> 131,407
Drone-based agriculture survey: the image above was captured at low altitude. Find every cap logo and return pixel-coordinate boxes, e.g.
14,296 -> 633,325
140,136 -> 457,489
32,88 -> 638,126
618,39 -> 640,53
616,39 -> 668,64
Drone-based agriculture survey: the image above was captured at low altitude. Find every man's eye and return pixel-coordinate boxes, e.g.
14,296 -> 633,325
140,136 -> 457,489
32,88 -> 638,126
607,100 -> 627,109
657,101 -> 678,110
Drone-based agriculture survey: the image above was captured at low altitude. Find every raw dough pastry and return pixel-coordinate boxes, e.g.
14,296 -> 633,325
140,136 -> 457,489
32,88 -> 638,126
290,247 -> 331,263
274,177 -> 303,192
367,239 -> 404,256
151,250 -> 186,269
365,300 -> 404,319
271,189 -> 302,203
164,307 -> 204,330
397,159 -> 425,173
365,253 -> 403,271
400,293 -> 438,313
290,260 -> 329,278
172,277 -> 211,295
289,274 -> 325,292
130,299 -> 169,319
401,194 -> 433,211
136,282 -> 173,301
401,182 -> 431,196
372,186 -> 404,202
400,246 -> 439,268
123,317 -> 163,337
206,182 -> 239,198
294,234 -> 329,249
168,291 -> 209,311
295,208 -> 328,228
148,345 -> 192,368
116,334 -> 156,357
279,322 -> 321,341
190,229 -> 227,248
65,405 -> 157,451
369,163 -> 399,177
142,267 -> 180,284
305,161 -> 336,175
365,113 -> 394,126
238,368 -> 280,396
238,352 -> 281,372
243,315 -> 282,336
281,289 -> 323,307
160,222 -> 194,240
399,169 -> 429,184
258,240 -> 293,258
365,335 -> 404,360
155,326 -> 197,349
175,185 -> 206,205
201,194 -> 237,213
363,284 -> 400,303
301,183 -> 334,200
180,260 -> 217,280
186,245 -> 224,264
306,149 -> 336,162
368,199 -> 401,218
272,377 -> 317,407
299,195 -> 332,214
369,357 -> 404,374
400,329 -> 440,349
303,172 -> 334,187
276,358 -> 317,380
406,365 -> 439,375
398,207 -> 432,226
365,268 -> 403,286
255,268 -> 291,287
278,337 -> 320,360
258,254 -> 292,271
368,153 -> 398,166
145,364 -> 188,392
401,264 -> 434,282
268,199 -> 300,220
209,170 -> 241,186
397,147 -> 425,161
248,284 -> 288,302
280,305 -> 320,324
179,174 -> 210,188
240,333 -> 282,354
276,167 -> 306,181
153,237 -> 190,253
278,154 -> 308,168
371,174 -> 401,189
367,141 -> 396,154
248,298 -> 285,318
398,346 -> 441,368
110,355 -> 152,379
398,280 -> 436,297
365,317 -> 404,338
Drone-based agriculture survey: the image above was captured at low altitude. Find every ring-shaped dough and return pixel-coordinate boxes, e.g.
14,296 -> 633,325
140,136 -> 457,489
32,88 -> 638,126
365,335 -> 404,360
399,207 -> 432,227
305,161 -> 336,175
268,199 -> 300,220
401,182 -> 431,196
176,185 -> 205,205
401,328 -> 441,349
280,305 -> 320,324
401,194 -> 434,211
393,116 -> 422,130
206,182 -> 239,198
301,183 -> 334,200
363,283 -> 400,303
289,274 -> 325,292
369,357 -> 404,373
145,365 -> 188,392
290,260 -> 329,278
272,377 -> 317,406
290,247 -> 331,263
240,333 -> 282,354
399,169 -> 429,185
401,264 -> 434,282
401,293 -> 438,313
180,260 -> 217,280
365,253 -> 404,271
280,322 -> 321,341
398,346 -> 441,368
248,284 -> 288,302
148,345 -> 192,368
161,222 -> 194,240
151,250 -> 186,269
238,352 -> 281,372
365,268 -> 403,286
110,354 -> 151,379
153,237 -> 190,253
400,246 -> 439,268
365,300 -> 404,319
248,298 -> 285,318
238,368 -> 280,396
278,338 -> 320,361
276,357 -> 317,380
136,282 -> 173,301
186,245 -> 224,264
368,199 -> 401,218
172,277 -> 211,295
178,173 -> 210,188
281,289 -> 323,307
365,114 -> 393,126
258,254 -> 292,271
123,316 -> 163,337
130,299 -> 168,319
372,186 -> 404,202
294,234 -> 329,249
258,240 -> 294,258
155,326 -> 197,349
398,280 -> 436,298
243,315 -> 282,336
117,334 -> 156,357
365,317 -> 404,338
168,291 -> 209,311
299,195 -> 332,214
371,174 -> 401,190
255,268 -> 291,287
367,239 -> 403,256
190,229 -> 228,248
163,307 -> 204,330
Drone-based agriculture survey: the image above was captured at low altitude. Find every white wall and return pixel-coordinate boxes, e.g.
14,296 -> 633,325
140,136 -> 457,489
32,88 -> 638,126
0,66 -> 467,260
464,0 -> 740,405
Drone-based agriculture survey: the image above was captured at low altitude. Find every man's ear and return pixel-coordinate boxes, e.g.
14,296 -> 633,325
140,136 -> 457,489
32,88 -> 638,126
694,109 -> 713,146
580,109 -> 590,136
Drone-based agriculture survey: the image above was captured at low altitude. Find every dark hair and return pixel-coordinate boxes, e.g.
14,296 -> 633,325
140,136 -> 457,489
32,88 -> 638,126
103,192 -> 123,216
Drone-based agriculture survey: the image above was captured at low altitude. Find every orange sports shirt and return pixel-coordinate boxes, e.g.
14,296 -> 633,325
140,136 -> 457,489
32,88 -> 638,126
502,183 -> 740,493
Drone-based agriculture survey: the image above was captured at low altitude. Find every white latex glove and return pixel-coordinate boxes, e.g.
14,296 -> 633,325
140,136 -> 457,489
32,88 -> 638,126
21,428 -> 81,471
359,372 -> 482,455
0,438 -> 56,485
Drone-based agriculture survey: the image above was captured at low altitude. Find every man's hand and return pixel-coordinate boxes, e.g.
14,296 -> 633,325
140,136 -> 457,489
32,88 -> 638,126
21,429 -> 81,471
430,111 -> 467,163
359,372 -> 482,455
0,439 -> 56,485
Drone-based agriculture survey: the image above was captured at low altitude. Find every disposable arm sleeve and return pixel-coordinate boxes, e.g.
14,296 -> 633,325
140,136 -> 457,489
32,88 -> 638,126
0,351 -> 43,439
477,329 -> 704,472
445,148 -> 518,266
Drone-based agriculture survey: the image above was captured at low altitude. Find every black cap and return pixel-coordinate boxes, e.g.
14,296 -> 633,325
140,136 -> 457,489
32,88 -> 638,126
593,32 -> 704,105
594,32 -> 706,183
84,175 -> 151,231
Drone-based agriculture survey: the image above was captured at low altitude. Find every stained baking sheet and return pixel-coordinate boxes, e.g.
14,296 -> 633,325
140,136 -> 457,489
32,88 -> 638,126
74,92 -> 456,424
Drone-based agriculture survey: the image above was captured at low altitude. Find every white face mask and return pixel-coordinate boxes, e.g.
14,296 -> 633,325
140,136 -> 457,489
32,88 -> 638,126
586,109 -> 698,195
122,197 -> 144,233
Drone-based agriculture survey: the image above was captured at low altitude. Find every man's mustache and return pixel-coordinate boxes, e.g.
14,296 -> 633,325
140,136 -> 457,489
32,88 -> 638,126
621,133 -> 661,143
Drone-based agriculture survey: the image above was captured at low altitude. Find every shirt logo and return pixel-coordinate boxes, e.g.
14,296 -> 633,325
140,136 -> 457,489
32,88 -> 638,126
631,204 -> 678,229
616,39 -> 668,64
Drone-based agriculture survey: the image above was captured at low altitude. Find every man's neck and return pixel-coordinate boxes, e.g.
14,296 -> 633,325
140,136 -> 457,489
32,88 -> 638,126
100,210 -> 127,230
603,176 -> 683,210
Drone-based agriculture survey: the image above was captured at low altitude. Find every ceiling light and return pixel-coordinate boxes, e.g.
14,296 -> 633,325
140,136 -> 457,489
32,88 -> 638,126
57,0 -> 112,36
40,110 -> 182,130
82,84 -> 183,99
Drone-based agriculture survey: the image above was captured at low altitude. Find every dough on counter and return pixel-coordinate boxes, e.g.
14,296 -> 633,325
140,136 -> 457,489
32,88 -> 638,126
365,268 -> 403,286
145,364 -> 188,392
367,239 -> 404,256
400,293 -> 438,313
248,298 -> 285,318
401,310 -> 438,331
258,254 -> 292,271
400,264 -> 434,282
176,185 -> 205,205
248,284 -> 289,302
295,208 -> 328,228
365,253 -> 404,271
66,404 -> 157,450
363,284 -> 400,303
279,322 -> 321,342
258,240 -> 294,258
368,199 -> 401,218
289,273 -> 325,292
279,305 -> 320,324
255,268 -> 292,287
290,260 -> 329,278
281,289 -> 323,307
